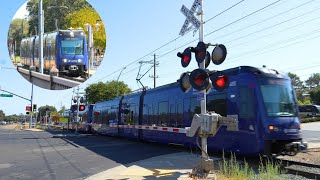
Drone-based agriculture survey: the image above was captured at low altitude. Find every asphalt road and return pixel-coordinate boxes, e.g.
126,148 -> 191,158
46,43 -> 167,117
0,129 -> 183,180
0,122 -> 319,180
302,121 -> 320,143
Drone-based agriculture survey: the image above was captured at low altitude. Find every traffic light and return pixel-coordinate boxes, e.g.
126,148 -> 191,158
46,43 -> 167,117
192,41 -> 207,63
26,112 -> 30,115
33,104 -> 37,112
79,105 -> 86,111
177,47 -> 192,68
26,106 -> 31,111
189,69 -> 211,91
179,72 -> 192,93
73,98 -> 77,103
210,71 -> 229,92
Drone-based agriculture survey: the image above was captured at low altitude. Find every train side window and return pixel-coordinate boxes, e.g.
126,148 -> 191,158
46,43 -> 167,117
239,86 -> 255,119
207,94 -> 227,116
148,107 -> 152,125
170,104 -> 175,127
177,103 -> 183,128
153,104 -> 158,125
158,101 -> 168,127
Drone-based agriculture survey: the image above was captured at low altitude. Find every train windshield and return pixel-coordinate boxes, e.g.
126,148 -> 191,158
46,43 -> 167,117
61,39 -> 84,55
259,78 -> 297,117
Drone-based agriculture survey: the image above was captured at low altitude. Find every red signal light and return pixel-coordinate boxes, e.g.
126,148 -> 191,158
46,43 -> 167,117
178,48 -> 192,68
183,55 -> 190,63
210,71 -> 229,92
189,69 -> 210,91
216,77 -> 226,87
79,105 -> 86,111
26,106 -> 31,111
194,74 -> 207,86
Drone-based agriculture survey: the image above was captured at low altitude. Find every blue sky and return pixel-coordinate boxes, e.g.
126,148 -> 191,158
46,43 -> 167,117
1,0 -> 320,115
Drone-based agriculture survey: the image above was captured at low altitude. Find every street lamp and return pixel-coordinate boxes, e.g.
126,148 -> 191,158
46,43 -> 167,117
117,67 -> 127,97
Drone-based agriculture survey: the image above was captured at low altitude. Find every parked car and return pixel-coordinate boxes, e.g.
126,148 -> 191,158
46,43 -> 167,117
299,105 -> 320,117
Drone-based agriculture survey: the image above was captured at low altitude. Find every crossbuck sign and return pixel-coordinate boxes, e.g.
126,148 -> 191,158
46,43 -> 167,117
179,0 -> 201,36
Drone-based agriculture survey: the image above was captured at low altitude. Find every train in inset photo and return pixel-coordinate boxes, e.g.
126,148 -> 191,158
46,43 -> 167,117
7,0 -> 106,90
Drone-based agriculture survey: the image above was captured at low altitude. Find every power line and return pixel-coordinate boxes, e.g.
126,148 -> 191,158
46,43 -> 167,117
204,0 -> 283,37
208,0 -> 316,43
205,0 -> 245,23
156,0 -> 288,61
224,5 -> 320,45
93,0 -> 247,83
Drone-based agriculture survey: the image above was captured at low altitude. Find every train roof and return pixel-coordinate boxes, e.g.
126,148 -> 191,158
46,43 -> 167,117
92,65 -> 291,105
224,66 -> 290,79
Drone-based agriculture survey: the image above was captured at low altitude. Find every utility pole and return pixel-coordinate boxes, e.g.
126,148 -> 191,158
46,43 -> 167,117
145,55 -> 159,88
29,83 -> 34,128
154,54 -> 156,88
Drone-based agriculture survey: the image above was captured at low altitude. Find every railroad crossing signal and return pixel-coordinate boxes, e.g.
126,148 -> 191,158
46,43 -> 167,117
210,71 -> 229,92
79,105 -> 86,111
179,0 -> 201,36
177,42 -> 229,92
189,69 -> 210,91
177,48 -> 192,68
179,72 -> 191,93
192,42 -> 207,64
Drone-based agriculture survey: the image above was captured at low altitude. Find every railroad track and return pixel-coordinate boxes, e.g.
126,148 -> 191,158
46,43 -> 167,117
275,158 -> 320,179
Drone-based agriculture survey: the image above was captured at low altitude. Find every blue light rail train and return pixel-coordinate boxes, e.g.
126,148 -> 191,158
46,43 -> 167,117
72,66 -> 308,156
20,29 -> 89,77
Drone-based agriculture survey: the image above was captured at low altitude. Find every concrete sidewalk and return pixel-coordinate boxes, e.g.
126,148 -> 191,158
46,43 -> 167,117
85,152 -> 219,180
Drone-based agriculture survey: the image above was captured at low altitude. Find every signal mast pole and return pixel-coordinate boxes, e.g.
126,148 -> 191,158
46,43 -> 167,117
198,0 -> 208,159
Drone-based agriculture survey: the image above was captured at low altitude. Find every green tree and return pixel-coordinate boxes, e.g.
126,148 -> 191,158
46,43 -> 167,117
26,0 -> 94,35
85,81 -> 131,104
305,73 -> 320,88
8,18 -> 29,57
38,105 -> 57,120
65,8 -> 106,51
0,110 -> 5,121
4,114 -> 20,122
309,87 -> 320,105
288,72 -> 303,89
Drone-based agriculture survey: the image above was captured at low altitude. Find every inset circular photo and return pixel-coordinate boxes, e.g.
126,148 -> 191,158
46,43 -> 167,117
7,0 -> 106,90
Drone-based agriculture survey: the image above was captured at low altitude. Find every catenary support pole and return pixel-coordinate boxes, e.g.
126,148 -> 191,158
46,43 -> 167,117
38,0 -> 44,73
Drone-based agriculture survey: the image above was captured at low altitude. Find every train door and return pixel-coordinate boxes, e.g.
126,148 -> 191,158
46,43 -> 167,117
236,80 -> 259,154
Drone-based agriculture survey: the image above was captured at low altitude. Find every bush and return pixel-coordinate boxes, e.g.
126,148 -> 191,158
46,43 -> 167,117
300,116 -> 320,123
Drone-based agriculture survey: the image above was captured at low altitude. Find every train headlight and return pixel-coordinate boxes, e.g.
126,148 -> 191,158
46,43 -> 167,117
268,125 -> 279,132
77,59 -> 82,62
63,59 -> 67,63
